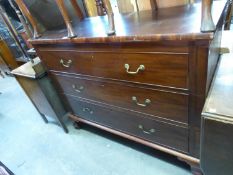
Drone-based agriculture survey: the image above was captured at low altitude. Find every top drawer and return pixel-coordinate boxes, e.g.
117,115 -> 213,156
38,49 -> 189,89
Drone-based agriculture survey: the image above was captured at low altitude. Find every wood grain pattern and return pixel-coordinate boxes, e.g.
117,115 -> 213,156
30,1 -> 228,44
70,114 -> 199,164
29,1 -> 229,174
37,47 -> 189,89
65,96 -> 189,152
51,73 -> 189,123
70,0 -> 84,20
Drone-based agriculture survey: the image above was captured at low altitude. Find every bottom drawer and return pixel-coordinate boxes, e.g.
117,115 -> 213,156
64,95 -> 188,153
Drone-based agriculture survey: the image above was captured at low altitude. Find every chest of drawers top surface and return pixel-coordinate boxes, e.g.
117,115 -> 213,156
30,1 -> 227,45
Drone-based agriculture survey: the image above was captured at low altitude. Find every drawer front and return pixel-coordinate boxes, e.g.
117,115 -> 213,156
52,73 -> 189,123
38,50 -> 189,89
65,96 -> 188,153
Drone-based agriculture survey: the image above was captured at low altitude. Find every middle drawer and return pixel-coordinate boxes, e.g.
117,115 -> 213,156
52,73 -> 189,123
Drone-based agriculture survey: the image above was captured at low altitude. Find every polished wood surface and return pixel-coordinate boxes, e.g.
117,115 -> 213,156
51,73 -> 189,123
30,1 -> 230,174
30,1 -> 227,44
201,32 -> 233,174
38,47 -> 189,89
65,96 -> 189,152
202,32 -> 233,120
70,114 -> 199,163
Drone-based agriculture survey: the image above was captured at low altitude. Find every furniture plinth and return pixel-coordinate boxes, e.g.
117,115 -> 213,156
29,1 -> 230,174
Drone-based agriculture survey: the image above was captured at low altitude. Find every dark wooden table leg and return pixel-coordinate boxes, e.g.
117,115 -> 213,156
178,157 -> 203,175
37,76 -> 69,133
96,0 -> 105,16
0,70 -> 5,78
201,0 -> 215,32
102,0 -> 115,36
70,0 -> 84,20
55,0 -> 77,38
14,0 -> 41,38
73,121 -> 81,129
39,113 -> 49,124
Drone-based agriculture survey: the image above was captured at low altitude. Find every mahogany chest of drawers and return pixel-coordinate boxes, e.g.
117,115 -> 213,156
30,1 -> 229,174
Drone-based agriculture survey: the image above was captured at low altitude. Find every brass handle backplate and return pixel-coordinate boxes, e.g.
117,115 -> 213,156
72,84 -> 84,93
60,59 -> 72,68
138,125 -> 155,135
124,64 -> 145,75
82,108 -> 93,114
132,96 -> 151,107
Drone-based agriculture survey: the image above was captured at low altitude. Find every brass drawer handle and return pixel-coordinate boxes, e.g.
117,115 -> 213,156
82,108 -> 93,114
72,84 -> 84,93
124,64 -> 145,75
132,96 -> 151,107
60,59 -> 72,68
138,125 -> 155,135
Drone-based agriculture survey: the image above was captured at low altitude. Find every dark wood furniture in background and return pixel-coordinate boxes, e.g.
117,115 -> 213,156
0,39 -> 18,70
0,1 -> 30,64
11,57 -> 69,133
0,36 -> 68,133
13,0 -> 232,174
201,41 -> 233,175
